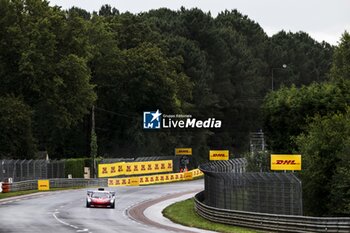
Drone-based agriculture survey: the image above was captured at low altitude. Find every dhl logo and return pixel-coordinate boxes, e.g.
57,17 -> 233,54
213,153 -> 226,157
274,160 -> 300,165
209,150 -> 229,160
271,154 -> 302,171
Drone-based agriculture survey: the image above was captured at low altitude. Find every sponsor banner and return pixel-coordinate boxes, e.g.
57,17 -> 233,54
108,177 -> 130,187
98,162 -> 125,178
271,154 -> 302,171
192,169 -> 204,177
108,169 -> 204,187
38,180 -> 50,191
175,148 -> 192,155
209,150 -> 229,161
99,160 -> 173,178
184,172 -> 193,180
130,177 -> 139,186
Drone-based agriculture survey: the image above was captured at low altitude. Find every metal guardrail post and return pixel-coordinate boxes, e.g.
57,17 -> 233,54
20,160 -> 26,181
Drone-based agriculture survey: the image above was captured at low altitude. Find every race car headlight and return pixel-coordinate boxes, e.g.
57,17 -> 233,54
87,198 -> 91,202
110,199 -> 114,203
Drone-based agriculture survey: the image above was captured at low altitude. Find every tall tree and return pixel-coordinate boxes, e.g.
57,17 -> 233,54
262,81 -> 350,153
0,96 -> 34,158
296,109 -> 350,216
330,31 -> 350,80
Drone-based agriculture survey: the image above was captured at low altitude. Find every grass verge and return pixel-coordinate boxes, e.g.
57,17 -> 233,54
163,198 -> 259,233
0,187 -> 85,200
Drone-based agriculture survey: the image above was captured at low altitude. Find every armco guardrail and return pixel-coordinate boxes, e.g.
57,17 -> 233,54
6,178 -> 108,192
195,191 -> 350,233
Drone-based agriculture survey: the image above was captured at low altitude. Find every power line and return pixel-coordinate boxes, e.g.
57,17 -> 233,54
94,106 -> 139,119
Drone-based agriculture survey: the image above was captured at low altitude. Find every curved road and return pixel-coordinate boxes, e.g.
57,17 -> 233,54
0,180 -> 205,233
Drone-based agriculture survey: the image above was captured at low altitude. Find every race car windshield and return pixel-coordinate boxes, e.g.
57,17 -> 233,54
92,193 -> 110,198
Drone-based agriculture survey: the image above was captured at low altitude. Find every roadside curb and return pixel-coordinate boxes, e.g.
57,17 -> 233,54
127,188 -> 216,233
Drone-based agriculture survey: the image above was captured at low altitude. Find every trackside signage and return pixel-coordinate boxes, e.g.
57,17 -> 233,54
175,148 -> 192,155
98,160 -> 173,178
271,154 -> 302,170
38,180 -> 50,190
209,150 -> 229,161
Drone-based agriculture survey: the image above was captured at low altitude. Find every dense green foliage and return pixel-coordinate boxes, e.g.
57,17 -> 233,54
262,81 -> 350,153
263,32 -> 350,216
0,96 -> 34,158
0,0 -> 335,162
296,110 -> 350,216
64,158 -> 91,178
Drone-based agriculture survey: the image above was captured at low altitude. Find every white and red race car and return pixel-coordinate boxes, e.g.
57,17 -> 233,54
86,188 -> 116,208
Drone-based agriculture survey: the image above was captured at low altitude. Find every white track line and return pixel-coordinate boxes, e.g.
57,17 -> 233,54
52,211 -> 80,230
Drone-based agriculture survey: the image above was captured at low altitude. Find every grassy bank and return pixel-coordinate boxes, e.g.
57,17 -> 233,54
163,198 -> 259,233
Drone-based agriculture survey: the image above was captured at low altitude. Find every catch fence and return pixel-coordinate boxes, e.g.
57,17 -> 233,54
1,156 -> 190,182
200,159 -> 303,216
0,159 -> 65,182
8,178 -> 108,192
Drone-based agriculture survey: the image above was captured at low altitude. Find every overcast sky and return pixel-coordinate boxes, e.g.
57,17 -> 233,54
49,0 -> 350,45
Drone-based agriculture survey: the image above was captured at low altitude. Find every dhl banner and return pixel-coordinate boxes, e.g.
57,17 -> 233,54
271,154 -> 302,171
108,169 -> 204,187
209,150 -> 229,160
175,148 -> 192,155
38,180 -> 50,190
99,160 -> 173,178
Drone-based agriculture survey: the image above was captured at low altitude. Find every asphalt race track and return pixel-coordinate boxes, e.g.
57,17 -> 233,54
0,180 -> 206,233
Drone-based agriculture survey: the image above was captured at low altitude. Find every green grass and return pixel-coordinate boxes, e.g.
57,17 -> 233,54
163,198 -> 259,233
0,187 -> 85,199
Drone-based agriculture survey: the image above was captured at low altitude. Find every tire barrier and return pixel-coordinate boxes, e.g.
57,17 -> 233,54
1,182 -> 10,193
194,191 -> 350,233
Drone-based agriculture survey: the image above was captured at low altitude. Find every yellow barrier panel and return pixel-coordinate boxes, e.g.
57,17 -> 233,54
98,162 -> 125,178
184,172 -> 193,180
38,180 -> 50,190
99,160 -> 173,178
107,169 -> 203,187
191,169 -> 204,178
130,177 -> 139,186
154,175 -> 161,183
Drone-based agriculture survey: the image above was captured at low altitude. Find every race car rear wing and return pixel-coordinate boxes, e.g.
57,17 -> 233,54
87,190 -> 116,197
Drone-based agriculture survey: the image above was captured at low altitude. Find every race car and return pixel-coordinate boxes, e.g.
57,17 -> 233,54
86,188 -> 116,208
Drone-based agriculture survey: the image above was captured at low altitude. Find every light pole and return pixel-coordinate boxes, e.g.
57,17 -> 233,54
272,64 -> 287,91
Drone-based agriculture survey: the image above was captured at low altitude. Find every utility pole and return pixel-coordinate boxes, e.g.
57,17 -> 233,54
90,105 -> 97,178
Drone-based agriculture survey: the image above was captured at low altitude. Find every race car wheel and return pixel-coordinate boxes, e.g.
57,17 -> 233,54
86,201 -> 90,208
111,203 -> 115,209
